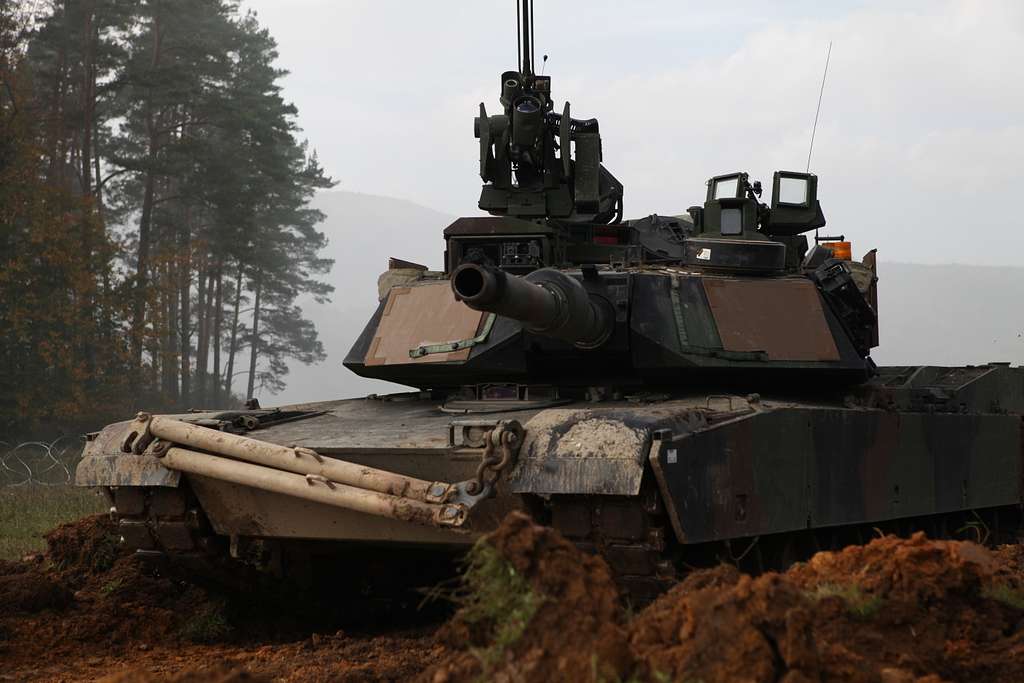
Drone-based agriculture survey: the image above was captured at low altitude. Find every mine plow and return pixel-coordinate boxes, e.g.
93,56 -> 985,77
77,406 -> 528,555
121,413 -> 522,529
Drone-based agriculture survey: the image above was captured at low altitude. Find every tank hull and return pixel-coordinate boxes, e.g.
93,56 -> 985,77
77,364 -> 1023,567
650,400 -> 1021,545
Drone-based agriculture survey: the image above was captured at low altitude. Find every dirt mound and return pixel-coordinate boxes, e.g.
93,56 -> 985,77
1,515 -> 232,655
0,558 -> 71,612
6,514 -> 357,651
101,663 -> 270,683
0,515 -> 244,680
428,511 -> 632,682
7,511 -> 1024,681
782,533 -> 1024,683
0,513 -> 445,682
787,531 -> 999,600
0,516 -> 117,618
631,572 -> 818,683
430,518 -> 1024,683
45,512 -> 122,579
634,532 -> 1024,683
80,631 -> 444,683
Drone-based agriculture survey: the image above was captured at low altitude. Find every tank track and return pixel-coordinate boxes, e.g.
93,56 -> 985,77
548,478 -> 1024,605
548,478 -> 677,604
107,483 -> 1023,608
107,484 -> 224,557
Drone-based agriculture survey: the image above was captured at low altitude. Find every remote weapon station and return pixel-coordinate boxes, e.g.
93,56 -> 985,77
78,3 -> 1024,599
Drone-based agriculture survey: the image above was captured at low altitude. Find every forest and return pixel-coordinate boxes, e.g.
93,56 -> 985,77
0,0 -> 334,434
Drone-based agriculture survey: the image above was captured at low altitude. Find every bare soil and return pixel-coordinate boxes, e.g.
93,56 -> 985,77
0,516 -> 441,682
3,513 -> 1024,682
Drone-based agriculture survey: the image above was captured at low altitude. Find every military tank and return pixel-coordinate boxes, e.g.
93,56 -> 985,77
77,3 -> 1024,600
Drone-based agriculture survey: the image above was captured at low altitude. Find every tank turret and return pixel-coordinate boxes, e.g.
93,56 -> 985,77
450,262 -> 614,348
342,3 -> 880,392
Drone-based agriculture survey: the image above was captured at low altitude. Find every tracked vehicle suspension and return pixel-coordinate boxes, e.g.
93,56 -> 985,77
547,477 -> 677,604
107,482 -> 223,557
547,479 -> 1024,605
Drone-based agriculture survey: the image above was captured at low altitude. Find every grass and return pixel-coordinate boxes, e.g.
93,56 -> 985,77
179,602 -> 233,643
455,542 -> 543,676
0,485 -> 107,560
806,581 -> 883,619
100,576 -> 126,595
982,583 -> 1024,610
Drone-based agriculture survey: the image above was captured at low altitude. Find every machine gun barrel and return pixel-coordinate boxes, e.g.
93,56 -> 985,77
451,263 -> 613,348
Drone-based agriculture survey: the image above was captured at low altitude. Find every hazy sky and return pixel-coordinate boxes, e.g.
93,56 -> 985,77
243,0 -> 1023,267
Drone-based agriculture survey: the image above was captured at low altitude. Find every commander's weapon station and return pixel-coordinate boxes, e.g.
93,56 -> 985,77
475,0 -> 623,224
365,0 -> 880,391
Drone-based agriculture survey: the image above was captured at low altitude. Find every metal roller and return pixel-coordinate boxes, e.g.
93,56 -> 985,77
161,447 -> 467,527
145,415 -> 452,503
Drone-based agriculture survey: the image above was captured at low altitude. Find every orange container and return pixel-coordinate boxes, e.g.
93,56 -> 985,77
826,241 -> 852,260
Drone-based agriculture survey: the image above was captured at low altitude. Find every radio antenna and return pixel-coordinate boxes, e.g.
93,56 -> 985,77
806,41 -> 832,173
530,0 -> 536,71
516,1 -> 521,71
520,0 -> 532,75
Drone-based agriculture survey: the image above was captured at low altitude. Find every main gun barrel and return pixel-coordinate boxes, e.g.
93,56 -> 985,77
451,263 -> 613,348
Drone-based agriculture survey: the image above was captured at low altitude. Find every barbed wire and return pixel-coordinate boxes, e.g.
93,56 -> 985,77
0,436 -> 84,487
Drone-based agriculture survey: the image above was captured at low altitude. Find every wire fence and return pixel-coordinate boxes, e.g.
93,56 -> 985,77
0,437 -> 85,487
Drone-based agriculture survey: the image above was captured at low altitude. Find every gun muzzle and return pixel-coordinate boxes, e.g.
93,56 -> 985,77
451,263 -> 613,348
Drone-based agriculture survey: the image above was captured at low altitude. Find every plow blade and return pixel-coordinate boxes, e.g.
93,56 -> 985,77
162,447 -> 467,527
122,414 -> 521,530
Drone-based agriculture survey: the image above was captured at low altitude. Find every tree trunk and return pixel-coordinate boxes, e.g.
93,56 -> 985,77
195,255 -> 208,403
48,0 -> 69,185
224,263 -> 244,401
202,268 -> 216,398
195,260 -> 215,405
132,167 -> 155,388
93,119 -> 103,218
131,13 -> 163,398
178,213 -> 192,408
211,265 -> 224,405
159,262 -> 171,397
80,0 -> 95,200
245,268 -> 262,399
166,258 -> 180,404
76,2 -> 98,393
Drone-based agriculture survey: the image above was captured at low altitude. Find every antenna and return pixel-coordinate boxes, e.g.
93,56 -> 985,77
516,1 -> 521,71
806,41 -> 832,173
520,0 -> 532,75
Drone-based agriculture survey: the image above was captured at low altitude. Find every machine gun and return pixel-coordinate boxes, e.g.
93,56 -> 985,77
475,0 -> 623,224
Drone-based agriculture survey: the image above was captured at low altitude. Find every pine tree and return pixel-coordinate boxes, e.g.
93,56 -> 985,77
0,0 -> 335,430
0,1 -> 131,432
